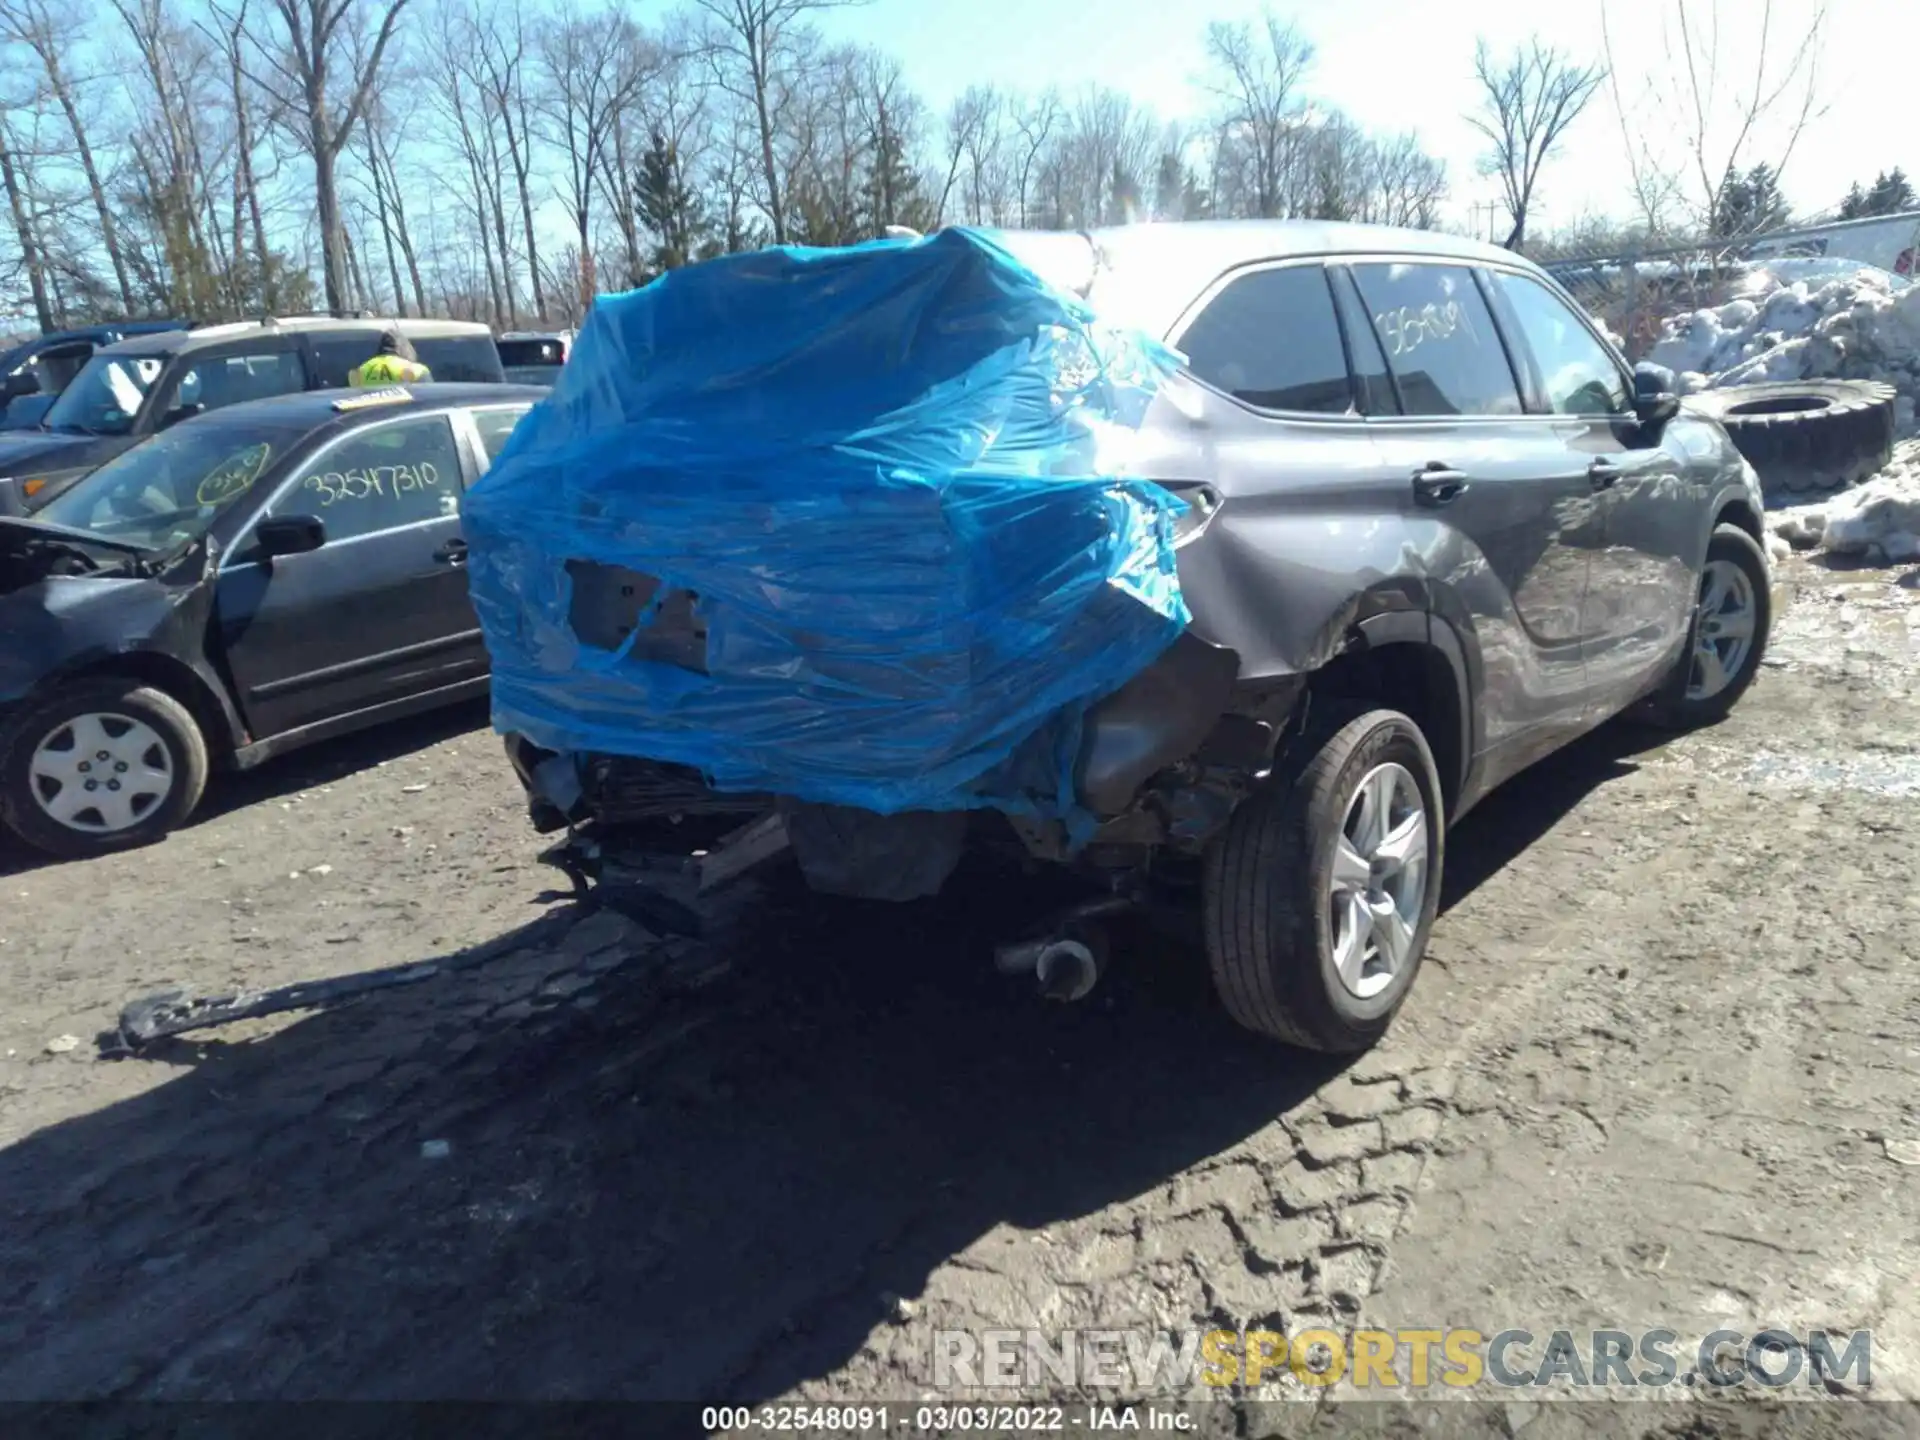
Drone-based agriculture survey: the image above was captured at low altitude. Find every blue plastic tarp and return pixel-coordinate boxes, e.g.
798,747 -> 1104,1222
462,226 -> 1190,828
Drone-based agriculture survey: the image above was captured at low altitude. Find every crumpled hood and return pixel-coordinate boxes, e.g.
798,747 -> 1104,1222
0,534 -> 213,704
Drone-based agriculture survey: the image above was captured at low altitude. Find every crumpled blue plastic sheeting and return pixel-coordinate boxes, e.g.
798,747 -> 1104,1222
462,226 -> 1190,828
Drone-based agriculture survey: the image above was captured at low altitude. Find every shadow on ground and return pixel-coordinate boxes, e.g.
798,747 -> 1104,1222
0,699 -> 492,879
0,723 -> 1644,1402
1438,717 -> 1661,912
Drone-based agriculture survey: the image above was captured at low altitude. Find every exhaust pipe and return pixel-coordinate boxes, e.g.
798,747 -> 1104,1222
994,935 -> 1103,1003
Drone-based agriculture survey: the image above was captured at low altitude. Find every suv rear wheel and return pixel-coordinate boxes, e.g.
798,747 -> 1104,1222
1203,707 -> 1444,1052
0,680 -> 209,858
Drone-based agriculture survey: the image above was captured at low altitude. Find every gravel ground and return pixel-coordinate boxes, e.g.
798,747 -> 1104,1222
2,554 -> 1918,1431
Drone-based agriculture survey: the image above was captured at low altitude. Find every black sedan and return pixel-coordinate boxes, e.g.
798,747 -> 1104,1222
0,383 -> 543,857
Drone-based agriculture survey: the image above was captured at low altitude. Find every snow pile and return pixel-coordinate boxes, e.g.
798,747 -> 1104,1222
1647,268 -> 1920,432
1770,440 -> 1920,563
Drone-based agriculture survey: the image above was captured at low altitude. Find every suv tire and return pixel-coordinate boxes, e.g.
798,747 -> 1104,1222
0,680 -> 209,858
1646,523 -> 1773,730
1203,706 -> 1444,1052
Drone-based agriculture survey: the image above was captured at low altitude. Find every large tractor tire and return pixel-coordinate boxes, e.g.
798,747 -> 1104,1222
1683,380 -> 1897,497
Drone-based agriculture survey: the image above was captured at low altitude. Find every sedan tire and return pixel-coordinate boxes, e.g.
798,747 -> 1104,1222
1204,706 -> 1445,1053
0,680 -> 209,858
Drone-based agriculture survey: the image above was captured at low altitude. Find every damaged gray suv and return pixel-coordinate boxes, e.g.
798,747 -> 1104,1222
508,221 -> 1773,1053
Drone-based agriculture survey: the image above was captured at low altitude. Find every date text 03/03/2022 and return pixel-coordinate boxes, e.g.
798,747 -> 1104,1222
702,1404 -> 1195,1433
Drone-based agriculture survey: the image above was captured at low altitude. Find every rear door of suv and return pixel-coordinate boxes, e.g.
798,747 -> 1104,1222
1337,257 -> 1601,783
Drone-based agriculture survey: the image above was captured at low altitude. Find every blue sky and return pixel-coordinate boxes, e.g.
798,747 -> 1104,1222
818,0 -> 1917,235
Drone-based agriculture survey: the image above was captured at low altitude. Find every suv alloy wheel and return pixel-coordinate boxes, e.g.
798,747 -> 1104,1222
1203,706 -> 1445,1051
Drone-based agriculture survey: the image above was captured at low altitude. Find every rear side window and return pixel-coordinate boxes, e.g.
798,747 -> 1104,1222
306,333 -> 506,385
1350,263 -> 1522,418
1175,264 -> 1353,414
497,337 -> 565,368
307,333 -> 385,386
472,405 -> 531,462
1491,271 -> 1629,417
413,336 -> 505,383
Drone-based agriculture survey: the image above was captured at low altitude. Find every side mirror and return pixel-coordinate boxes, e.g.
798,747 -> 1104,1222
1,370 -> 40,401
255,514 -> 326,558
1631,363 -> 1681,428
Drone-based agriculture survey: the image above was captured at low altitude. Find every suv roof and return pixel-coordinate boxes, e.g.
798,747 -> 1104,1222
98,316 -> 495,358
989,219 -> 1538,339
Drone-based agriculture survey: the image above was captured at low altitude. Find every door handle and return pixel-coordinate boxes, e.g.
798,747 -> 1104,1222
1411,464 -> 1470,506
433,538 -> 469,566
1588,459 -> 1623,490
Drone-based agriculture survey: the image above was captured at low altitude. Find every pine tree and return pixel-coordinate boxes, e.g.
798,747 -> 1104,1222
1713,163 -> 1789,238
1154,152 -> 1186,222
864,124 -> 936,238
1106,159 -> 1143,225
635,130 -> 711,275
1838,183 -> 1869,220
1865,168 -> 1916,217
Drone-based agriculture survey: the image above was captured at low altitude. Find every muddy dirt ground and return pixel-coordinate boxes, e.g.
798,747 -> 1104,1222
2,551 -> 1919,1432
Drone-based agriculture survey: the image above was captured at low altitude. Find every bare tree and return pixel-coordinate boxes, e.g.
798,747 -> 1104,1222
1007,90 -> 1061,228
0,114 -> 54,330
1203,11 -> 1314,219
1467,38 -> 1605,251
470,1 -> 546,318
940,85 -> 1009,226
230,0 -> 411,313
692,0 -> 866,244
0,0 -> 137,313
1602,0 -> 1828,243
1365,131 -> 1448,229
537,5 -> 660,306
212,0 -> 281,312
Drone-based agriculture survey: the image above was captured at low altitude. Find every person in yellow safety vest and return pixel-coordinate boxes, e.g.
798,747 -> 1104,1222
347,330 -> 432,387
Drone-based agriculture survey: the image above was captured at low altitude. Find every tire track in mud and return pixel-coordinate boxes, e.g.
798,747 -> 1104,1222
1358,560 -> 1920,1409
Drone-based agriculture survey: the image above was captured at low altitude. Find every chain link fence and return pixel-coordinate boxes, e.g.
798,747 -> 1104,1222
1539,213 -> 1920,362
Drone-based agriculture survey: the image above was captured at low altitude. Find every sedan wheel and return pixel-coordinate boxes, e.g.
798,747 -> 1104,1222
1,681 -> 209,858
30,712 -> 177,834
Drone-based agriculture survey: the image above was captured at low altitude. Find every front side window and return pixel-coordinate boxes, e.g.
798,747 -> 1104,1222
1176,264 -> 1353,414
156,350 -> 305,421
36,416 -> 305,549
286,415 -> 464,543
471,405 -> 533,462
1350,263 -> 1522,418
1492,271 -> 1629,417
43,354 -> 168,436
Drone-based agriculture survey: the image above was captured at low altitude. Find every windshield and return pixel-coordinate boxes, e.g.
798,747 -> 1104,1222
43,352 -> 169,436
35,414 -> 306,549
